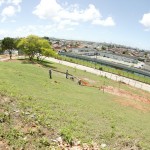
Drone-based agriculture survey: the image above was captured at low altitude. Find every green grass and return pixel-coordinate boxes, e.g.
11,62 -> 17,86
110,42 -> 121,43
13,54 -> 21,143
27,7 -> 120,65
0,60 -> 150,149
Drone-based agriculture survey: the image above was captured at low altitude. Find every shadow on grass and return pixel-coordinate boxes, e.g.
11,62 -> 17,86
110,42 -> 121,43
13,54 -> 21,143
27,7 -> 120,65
40,60 -> 57,69
19,58 -> 57,69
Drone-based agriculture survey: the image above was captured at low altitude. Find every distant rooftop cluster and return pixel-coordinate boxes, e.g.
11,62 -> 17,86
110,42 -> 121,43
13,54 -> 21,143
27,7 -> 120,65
45,37 -> 150,63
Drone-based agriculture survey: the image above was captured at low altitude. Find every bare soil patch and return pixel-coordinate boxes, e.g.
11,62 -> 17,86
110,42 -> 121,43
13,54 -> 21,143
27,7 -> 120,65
82,78 -> 96,84
0,141 -> 9,150
102,86 -> 150,112
0,57 -> 19,62
115,98 -> 150,112
104,86 -> 150,104
79,78 -> 150,111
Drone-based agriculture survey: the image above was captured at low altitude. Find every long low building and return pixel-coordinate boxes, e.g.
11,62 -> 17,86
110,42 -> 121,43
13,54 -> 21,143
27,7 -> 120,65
70,48 -> 138,64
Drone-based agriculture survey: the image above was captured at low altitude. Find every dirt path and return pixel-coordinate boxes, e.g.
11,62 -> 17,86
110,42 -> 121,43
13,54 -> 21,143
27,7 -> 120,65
0,58 -> 10,61
0,55 -> 18,62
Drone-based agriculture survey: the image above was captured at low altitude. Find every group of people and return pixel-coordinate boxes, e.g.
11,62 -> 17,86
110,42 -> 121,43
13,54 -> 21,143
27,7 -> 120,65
49,69 -> 81,85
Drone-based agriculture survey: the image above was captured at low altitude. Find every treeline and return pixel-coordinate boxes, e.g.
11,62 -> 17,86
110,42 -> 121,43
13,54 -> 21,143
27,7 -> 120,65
0,35 -> 57,61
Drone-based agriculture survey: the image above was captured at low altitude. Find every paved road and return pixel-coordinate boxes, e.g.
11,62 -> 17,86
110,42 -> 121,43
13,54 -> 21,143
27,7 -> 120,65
45,57 -> 150,92
0,58 -> 10,61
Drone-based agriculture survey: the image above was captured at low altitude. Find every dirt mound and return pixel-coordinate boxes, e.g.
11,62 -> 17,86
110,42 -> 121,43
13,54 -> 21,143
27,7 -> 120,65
80,79 -> 97,88
80,79 -> 90,86
116,98 -> 150,112
82,78 -> 96,84
104,86 -> 150,104
102,86 -> 150,112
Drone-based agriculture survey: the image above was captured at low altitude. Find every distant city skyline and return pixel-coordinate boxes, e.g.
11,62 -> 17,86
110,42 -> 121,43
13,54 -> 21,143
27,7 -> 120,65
0,0 -> 150,50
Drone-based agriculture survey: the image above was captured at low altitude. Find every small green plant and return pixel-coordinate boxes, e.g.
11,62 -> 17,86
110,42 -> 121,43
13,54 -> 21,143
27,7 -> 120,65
6,128 -> 24,140
4,128 -> 26,148
39,137 -> 50,147
0,112 -> 10,123
61,128 -> 73,144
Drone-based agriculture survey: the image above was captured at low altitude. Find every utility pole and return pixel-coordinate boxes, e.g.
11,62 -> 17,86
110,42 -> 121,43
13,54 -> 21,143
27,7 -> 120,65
95,51 -> 98,69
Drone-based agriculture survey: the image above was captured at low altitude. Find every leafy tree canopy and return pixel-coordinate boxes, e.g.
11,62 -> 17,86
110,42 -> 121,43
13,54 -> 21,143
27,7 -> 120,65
1,37 -> 15,51
17,35 -> 56,60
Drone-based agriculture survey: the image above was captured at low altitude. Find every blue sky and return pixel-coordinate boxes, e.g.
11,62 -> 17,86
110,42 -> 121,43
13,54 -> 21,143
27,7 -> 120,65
0,0 -> 150,50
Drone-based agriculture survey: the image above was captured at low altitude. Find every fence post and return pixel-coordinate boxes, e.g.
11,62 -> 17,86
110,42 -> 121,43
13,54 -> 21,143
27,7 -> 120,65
119,79 -> 121,89
110,73 -> 112,79
116,75 -> 117,81
134,81 -> 136,87
103,81 -> 105,94
141,84 -> 143,89
128,79 -> 130,85
74,66 -> 76,72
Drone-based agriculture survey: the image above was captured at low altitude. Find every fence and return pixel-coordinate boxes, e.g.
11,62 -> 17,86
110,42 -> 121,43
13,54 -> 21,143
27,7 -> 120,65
59,52 -> 150,79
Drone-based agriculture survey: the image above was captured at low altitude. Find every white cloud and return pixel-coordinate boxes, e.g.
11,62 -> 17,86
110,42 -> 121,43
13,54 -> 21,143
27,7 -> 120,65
15,24 -> 77,36
0,0 -> 4,6
92,17 -> 115,26
0,24 -> 75,38
33,0 -> 61,20
140,13 -> 150,29
0,0 -> 22,22
12,25 -> 51,37
7,0 -> 22,6
1,5 -> 18,22
33,0 -> 115,27
2,6 -> 16,17
57,20 -> 79,30
0,29 -> 9,36
57,4 -> 101,22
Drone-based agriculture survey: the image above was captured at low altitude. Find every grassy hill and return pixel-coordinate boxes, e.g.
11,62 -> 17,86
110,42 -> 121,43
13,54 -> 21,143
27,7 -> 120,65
0,59 -> 150,149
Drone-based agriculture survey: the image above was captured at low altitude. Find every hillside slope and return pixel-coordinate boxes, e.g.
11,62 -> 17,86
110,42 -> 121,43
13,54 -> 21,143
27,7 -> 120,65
0,60 -> 150,149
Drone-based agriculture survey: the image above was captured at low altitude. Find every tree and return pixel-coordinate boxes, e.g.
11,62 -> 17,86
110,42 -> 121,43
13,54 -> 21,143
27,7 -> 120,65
43,36 -> 49,40
101,46 -> 106,50
1,37 -> 15,59
0,47 -> 2,54
0,40 -> 2,54
17,35 -> 56,61
36,38 -> 57,61
14,38 -> 24,55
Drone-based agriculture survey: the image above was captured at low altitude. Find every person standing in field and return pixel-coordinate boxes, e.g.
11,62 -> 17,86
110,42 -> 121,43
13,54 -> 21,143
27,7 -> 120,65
9,51 -> 12,59
66,70 -> 69,79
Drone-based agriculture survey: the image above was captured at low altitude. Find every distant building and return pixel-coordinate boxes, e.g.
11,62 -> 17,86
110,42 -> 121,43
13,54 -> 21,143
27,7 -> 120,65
98,51 -> 138,64
4,50 -> 18,55
71,48 -> 138,64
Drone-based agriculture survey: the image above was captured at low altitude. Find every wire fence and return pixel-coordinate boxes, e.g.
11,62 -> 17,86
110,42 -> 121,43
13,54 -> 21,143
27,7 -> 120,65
59,52 -> 150,84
